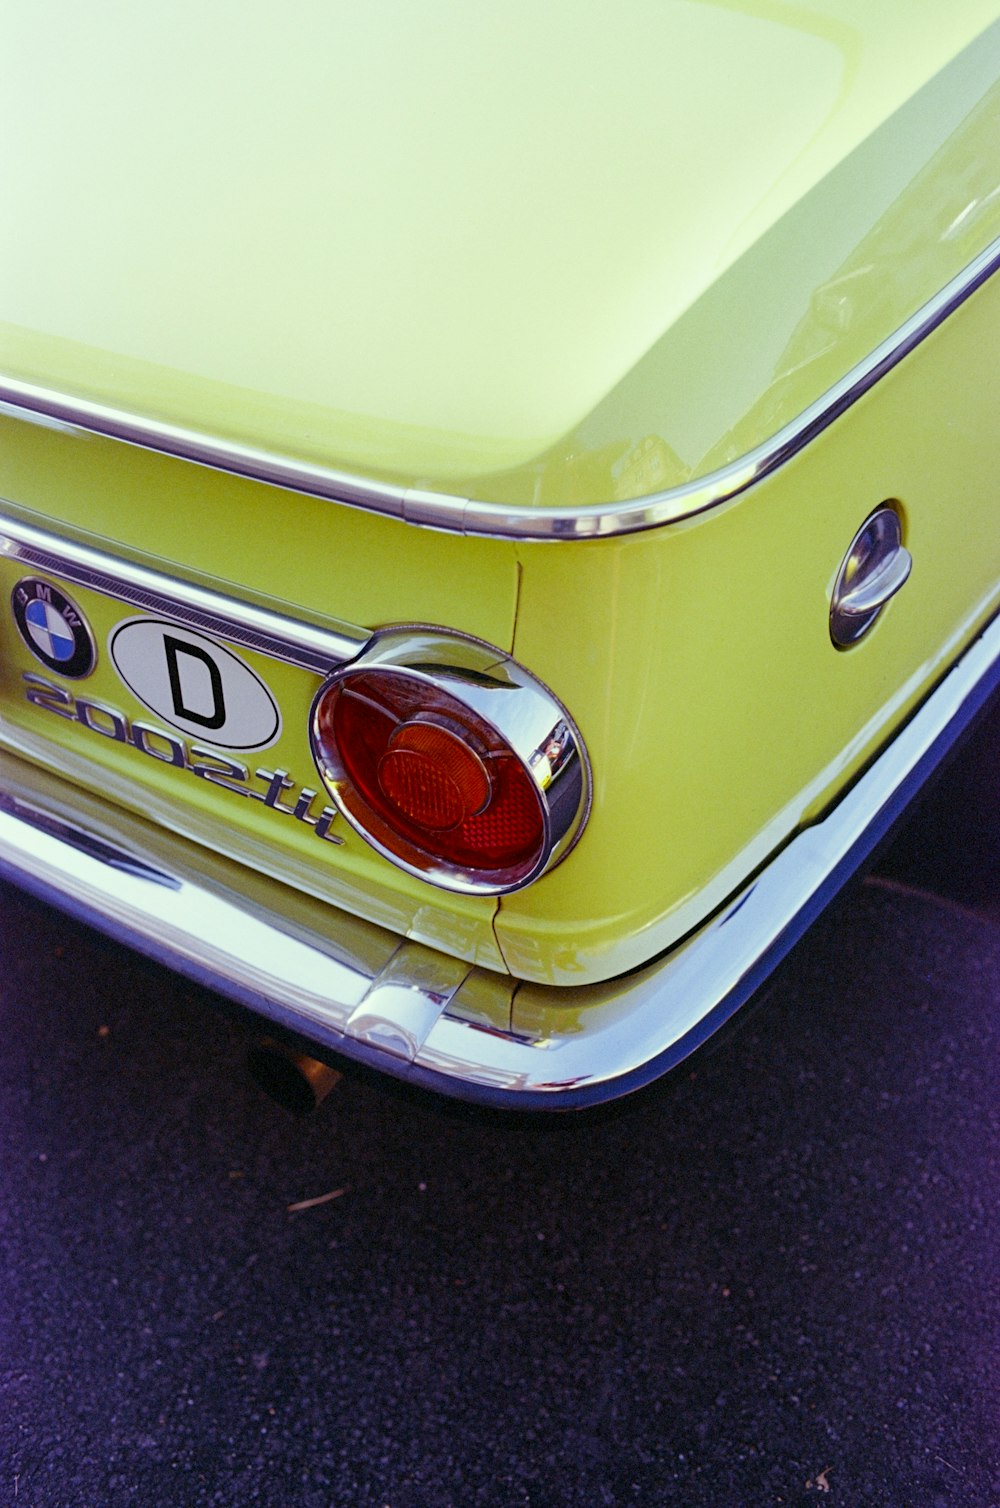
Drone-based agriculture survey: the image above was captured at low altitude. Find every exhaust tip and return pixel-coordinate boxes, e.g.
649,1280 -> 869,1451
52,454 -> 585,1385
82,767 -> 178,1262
247,1039 -> 342,1116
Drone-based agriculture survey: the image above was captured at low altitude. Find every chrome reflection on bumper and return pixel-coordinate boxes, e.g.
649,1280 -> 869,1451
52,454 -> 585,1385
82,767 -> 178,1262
2,608 -> 1000,1107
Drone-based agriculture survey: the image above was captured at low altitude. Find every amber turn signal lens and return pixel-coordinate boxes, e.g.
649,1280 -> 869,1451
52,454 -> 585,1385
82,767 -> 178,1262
378,721 -> 490,831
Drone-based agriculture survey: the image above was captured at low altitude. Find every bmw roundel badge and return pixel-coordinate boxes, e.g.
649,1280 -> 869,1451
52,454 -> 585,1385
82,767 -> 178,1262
11,578 -> 96,679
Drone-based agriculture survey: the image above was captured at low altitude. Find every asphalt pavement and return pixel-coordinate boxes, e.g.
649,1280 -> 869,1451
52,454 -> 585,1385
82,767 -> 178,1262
1,710 -> 998,1507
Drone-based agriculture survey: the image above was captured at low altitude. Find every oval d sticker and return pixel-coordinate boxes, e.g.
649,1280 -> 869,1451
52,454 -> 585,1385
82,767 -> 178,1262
109,618 -> 281,750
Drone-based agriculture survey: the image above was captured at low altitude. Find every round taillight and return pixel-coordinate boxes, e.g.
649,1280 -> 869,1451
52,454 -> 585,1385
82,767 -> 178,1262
309,631 -> 589,894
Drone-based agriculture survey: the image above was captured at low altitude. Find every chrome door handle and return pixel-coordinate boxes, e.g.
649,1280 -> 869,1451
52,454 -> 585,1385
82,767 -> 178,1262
836,543 -> 912,618
830,506 -> 911,647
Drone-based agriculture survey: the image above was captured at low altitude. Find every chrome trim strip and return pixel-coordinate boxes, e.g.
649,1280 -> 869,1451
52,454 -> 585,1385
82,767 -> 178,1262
3,237 -> 1000,540
0,510 -> 369,671
0,602 -> 998,1106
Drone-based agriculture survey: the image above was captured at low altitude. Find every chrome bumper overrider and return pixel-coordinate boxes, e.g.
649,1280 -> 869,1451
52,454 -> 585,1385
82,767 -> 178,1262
2,611 -> 1000,1108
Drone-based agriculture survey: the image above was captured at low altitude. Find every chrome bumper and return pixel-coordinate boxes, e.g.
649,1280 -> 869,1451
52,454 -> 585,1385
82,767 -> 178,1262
2,610 -> 999,1108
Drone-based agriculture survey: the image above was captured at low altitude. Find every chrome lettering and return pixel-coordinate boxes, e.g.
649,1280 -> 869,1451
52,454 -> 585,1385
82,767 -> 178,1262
132,721 -> 186,767
75,699 -> 129,742
255,768 -> 297,814
313,809 -> 343,844
289,787 -> 343,842
23,672 -> 75,720
292,788 -> 323,824
188,745 -> 251,795
22,674 -> 341,847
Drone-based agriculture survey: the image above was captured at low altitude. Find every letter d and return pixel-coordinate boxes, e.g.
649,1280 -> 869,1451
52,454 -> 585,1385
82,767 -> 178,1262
164,635 -> 226,730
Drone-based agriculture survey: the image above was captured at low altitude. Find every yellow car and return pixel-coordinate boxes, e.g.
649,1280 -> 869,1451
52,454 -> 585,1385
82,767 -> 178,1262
2,4 -> 1000,1106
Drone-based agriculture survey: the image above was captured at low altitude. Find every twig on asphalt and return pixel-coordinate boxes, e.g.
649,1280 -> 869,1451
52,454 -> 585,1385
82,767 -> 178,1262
287,1186 -> 350,1214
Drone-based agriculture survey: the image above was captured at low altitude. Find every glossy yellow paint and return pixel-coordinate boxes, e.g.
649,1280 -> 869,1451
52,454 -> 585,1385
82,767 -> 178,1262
478,20 -> 1000,508
3,5 -> 1000,505
497,267 -> 1000,981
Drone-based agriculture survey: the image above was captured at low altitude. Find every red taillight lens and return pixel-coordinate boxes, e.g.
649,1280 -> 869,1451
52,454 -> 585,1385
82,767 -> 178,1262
309,630 -> 589,896
313,670 -> 547,884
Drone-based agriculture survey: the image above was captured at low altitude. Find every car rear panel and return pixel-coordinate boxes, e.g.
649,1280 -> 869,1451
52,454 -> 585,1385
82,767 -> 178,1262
4,252 -> 1000,989
0,417 -> 520,972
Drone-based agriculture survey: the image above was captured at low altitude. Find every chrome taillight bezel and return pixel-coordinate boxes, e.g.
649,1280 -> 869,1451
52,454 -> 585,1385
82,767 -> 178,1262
308,628 -> 591,895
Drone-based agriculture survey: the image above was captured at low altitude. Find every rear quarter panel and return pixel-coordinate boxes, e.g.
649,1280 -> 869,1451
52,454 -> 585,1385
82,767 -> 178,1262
497,272 -> 1000,983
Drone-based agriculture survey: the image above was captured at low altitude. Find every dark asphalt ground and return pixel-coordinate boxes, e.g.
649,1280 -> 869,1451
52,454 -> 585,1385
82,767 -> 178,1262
1,711 -> 999,1507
